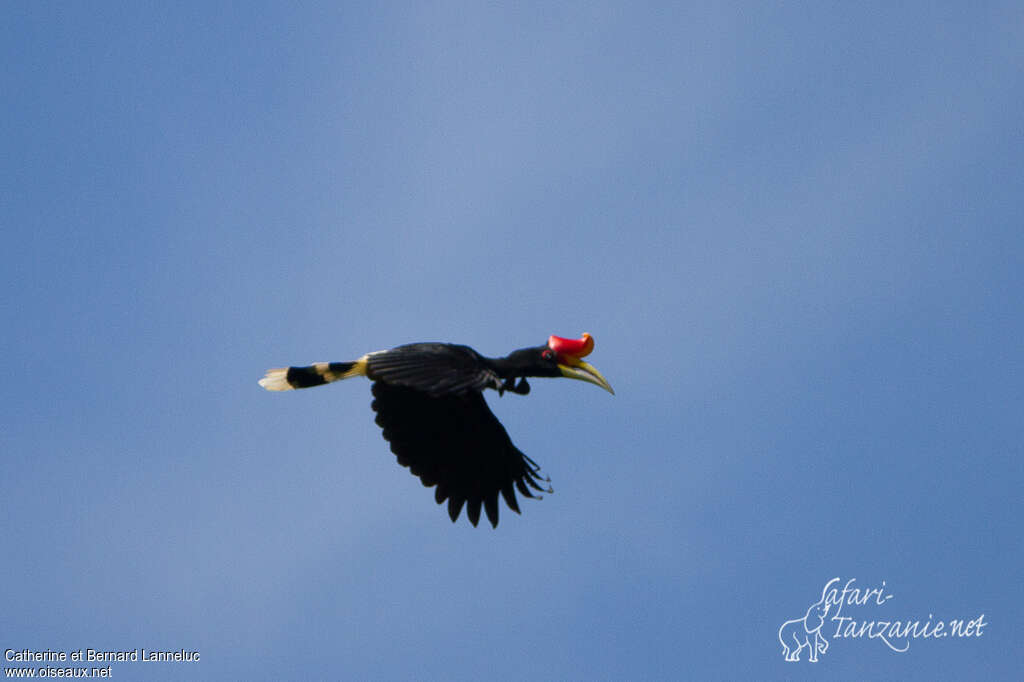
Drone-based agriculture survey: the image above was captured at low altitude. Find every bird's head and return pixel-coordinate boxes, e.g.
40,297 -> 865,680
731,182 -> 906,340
504,333 -> 614,394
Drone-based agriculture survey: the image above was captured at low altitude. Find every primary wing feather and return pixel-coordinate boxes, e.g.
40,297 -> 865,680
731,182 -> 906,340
370,381 -> 548,527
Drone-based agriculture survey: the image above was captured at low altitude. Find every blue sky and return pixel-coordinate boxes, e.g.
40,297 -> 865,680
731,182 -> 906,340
3,2 -> 1022,680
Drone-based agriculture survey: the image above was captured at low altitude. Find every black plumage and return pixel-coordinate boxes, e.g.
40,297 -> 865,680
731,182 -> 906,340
259,335 -> 612,527
371,381 -> 548,527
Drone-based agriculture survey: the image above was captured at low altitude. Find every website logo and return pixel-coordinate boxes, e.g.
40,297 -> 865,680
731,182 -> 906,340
779,577 -> 987,663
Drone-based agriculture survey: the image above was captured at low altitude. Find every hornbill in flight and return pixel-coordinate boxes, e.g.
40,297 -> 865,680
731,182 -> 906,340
259,333 -> 613,527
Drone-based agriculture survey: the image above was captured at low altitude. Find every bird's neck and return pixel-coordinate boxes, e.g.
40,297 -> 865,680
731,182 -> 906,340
487,355 -> 523,380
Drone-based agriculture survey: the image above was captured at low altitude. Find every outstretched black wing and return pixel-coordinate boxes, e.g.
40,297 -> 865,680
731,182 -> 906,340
371,381 -> 549,527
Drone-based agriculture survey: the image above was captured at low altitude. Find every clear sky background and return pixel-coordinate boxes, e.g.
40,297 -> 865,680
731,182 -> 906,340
3,2 -> 1022,680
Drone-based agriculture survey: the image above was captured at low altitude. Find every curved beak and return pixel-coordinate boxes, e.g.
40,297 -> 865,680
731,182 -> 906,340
558,356 -> 615,395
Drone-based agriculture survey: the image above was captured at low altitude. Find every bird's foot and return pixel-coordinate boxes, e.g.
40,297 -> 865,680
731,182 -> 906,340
498,377 -> 531,395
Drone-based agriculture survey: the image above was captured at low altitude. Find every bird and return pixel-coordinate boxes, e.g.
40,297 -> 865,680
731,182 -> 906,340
258,333 -> 613,527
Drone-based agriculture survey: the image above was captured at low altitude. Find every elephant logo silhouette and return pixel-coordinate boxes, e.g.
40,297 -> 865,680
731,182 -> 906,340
779,590 -> 831,662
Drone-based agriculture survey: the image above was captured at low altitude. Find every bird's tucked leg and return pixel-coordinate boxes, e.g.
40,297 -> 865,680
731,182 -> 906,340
502,377 -> 530,395
498,376 -> 530,395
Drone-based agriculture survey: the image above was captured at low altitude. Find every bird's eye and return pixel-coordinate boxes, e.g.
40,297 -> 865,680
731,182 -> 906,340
542,349 -> 556,361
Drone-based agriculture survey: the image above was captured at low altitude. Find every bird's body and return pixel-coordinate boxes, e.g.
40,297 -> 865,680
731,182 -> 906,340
259,334 -> 612,527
